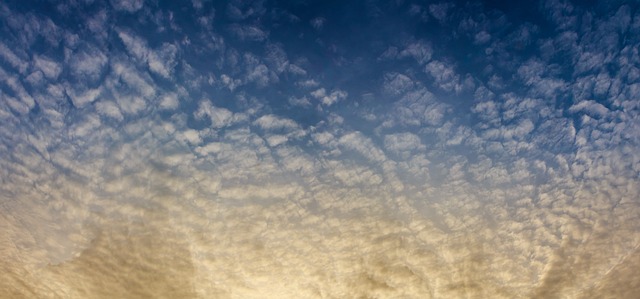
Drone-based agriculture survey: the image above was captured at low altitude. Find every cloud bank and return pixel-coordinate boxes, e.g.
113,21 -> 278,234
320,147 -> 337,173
1,0 -> 640,298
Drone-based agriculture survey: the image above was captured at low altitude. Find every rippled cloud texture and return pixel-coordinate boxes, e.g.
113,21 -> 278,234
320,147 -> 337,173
1,0 -> 640,298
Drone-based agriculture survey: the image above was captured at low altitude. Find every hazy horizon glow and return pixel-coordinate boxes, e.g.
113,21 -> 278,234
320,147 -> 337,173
1,0 -> 640,298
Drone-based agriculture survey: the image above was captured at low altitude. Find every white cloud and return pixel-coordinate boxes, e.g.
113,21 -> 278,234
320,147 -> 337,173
287,64 -> 307,76
178,129 -> 202,145
66,87 -> 101,108
296,79 -> 319,88
265,134 -> 288,147
541,0 -> 577,31
517,59 -> 545,86
310,17 -> 326,30
226,1 -> 265,20
398,41 -> 433,64
111,0 -> 144,12
159,92 -> 179,110
384,132 -> 424,157
33,55 -> 62,80
85,10 -> 109,39
254,114 -> 300,131
3,2 -> 640,299
95,100 -> 124,121
339,131 -> 387,163
312,131 -> 335,146
220,74 -> 242,91
379,46 -> 398,60
392,87 -> 448,127
246,64 -> 274,87
472,100 -> 499,123
191,0 -> 204,10
110,61 -> 155,99
253,114 -> 306,145
69,47 -> 108,81
194,99 -> 240,129
424,60 -> 462,93
0,68 -> 35,110
118,30 -> 178,79
482,119 -> 535,140
3,94 -> 30,115
147,43 -> 178,79
428,2 -> 454,22
310,88 -> 348,106
265,43 -> 289,74
114,94 -> 147,116
569,100 -> 610,119
288,96 -> 311,107
574,51 -> 606,75
229,24 -> 268,41
0,42 -> 28,74
383,72 -> 415,95
24,70 -> 44,86
474,30 -> 491,44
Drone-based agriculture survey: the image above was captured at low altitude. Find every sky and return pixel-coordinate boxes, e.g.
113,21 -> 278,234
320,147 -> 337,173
1,0 -> 640,298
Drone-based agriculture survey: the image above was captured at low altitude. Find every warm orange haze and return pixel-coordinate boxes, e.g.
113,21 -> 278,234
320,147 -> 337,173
1,0 -> 640,298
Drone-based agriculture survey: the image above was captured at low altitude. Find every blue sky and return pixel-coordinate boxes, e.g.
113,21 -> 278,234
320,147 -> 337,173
1,0 -> 640,298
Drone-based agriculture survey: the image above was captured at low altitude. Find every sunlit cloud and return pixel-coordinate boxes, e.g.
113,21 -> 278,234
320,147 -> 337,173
1,0 -> 640,298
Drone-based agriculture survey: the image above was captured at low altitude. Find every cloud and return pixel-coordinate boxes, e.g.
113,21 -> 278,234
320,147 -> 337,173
288,96 -> 311,107
0,42 -> 28,74
178,129 -> 202,145
253,114 -> 306,145
3,1 -> 640,298
310,88 -> 347,106
482,118 -> 535,140
226,0 -> 265,20
111,0 -> 144,13
147,43 -> 178,79
472,100 -> 499,124
569,100 -> 610,119
254,114 -> 300,131
228,24 -> 268,41
400,42 -> 433,65
159,92 -> 179,110
0,67 -> 35,110
265,43 -> 289,74
118,30 -> 178,79
241,53 -> 278,87
383,72 -> 415,96
2,93 -> 30,115
33,55 -> 62,80
85,10 -> 109,39
339,131 -> 387,163
69,48 -> 108,82
194,99 -> 244,129
428,2 -> 454,23
66,86 -> 101,108
95,100 -> 124,121
110,61 -> 155,100
220,74 -> 242,91
474,30 -> 491,44
541,0 -> 577,31
310,17 -> 326,31
390,87 -> 448,127
296,79 -> 319,88
384,132 -> 425,158
424,60 -> 462,93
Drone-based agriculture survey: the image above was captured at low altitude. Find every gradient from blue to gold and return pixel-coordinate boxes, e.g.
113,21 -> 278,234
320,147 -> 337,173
1,0 -> 639,298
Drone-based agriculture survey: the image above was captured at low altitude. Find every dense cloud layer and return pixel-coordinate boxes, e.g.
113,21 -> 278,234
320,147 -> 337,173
1,0 -> 640,298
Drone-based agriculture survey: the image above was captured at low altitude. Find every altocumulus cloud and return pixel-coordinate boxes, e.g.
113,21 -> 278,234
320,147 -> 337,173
1,0 -> 640,298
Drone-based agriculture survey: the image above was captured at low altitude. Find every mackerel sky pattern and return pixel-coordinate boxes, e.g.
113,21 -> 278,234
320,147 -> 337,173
1,0 -> 640,298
